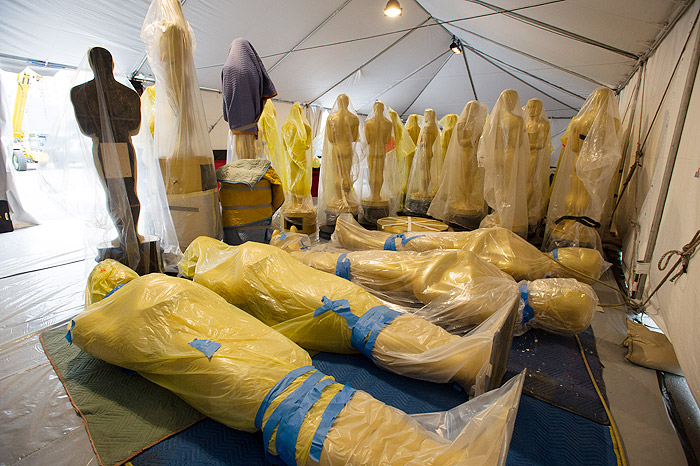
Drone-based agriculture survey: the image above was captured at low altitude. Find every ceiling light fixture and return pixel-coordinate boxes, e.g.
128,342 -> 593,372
384,0 -> 402,17
450,36 -> 462,54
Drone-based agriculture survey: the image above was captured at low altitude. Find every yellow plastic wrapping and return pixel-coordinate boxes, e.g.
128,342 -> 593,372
477,90 -> 529,237
523,98 -> 553,232
428,101 -> 488,230
405,109 -> 442,215
271,231 -> 598,335
333,214 -> 605,282
180,236 -> 516,394
72,263 -> 527,465
439,113 -> 459,165
544,87 -> 622,250
141,85 -> 156,138
140,0 -> 222,248
280,102 -> 316,234
389,108 -> 416,211
258,100 -> 283,169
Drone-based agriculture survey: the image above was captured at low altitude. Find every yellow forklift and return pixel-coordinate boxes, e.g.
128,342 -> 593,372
11,67 -> 47,171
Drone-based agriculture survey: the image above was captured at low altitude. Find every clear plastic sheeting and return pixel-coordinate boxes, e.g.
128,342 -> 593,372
438,113 -> 458,166
387,108 -> 416,213
140,0 -> 222,249
544,87 -> 621,250
357,101 -> 400,227
405,109 -> 442,215
333,214 -> 606,282
180,237 -> 517,395
523,98 -> 553,233
477,90 -> 529,237
271,231 -> 598,335
399,113 -> 421,208
75,259 -> 526,466
318,94 -> 364,235
279,102 -> 316,234
428,101 -> 488,230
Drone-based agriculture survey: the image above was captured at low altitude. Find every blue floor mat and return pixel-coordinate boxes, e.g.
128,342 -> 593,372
132,351 -> 619,466
504,326 -> 609,425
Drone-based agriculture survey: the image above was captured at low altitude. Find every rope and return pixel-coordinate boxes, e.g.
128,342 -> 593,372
639,229 -> 700,309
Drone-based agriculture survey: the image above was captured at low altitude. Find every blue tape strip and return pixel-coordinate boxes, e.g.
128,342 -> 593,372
313,297 -> 357,327
65,320 -> 76,344
553,248 -> 559,261
188,339 -> 221,359
104,283 -> 126,299
279,232 -> 287,241
335,253 -> 351,281
308,385 -> 356,462
254,365 -> 315,431
519,284 -> 534,324
351,305 -> 400,358
383,233 -> 425,251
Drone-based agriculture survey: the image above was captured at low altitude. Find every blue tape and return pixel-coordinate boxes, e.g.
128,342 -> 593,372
351,305 -> 400,358
383,233 -> 426,251
188,339 -> 221,359
65,320 -> 76,344
313,297 -> 357,327
519,284 -> 534,324
254,365 -> 315,431
279,232 -> 287,241
308,385 -> 356,462
553,248 -> 559,260
104,283 -> 126,299
335,253 -> 351,281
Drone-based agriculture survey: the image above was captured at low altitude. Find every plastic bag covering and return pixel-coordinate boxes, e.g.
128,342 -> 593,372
259,100 -> 283,167
142,85 -> 156,138
332,214 -> 605,282
140,0 -> 222,249
271,231 -> 598,335
357,101 -> 400,226
477,90 -> 529,237
39,48 -> 179,272
280,102 -> 316,234
389,108 -> 416,211
439,114 -> 459,164
405,109 -> 442,215
318,94 -> 364,232
180,237 -> 515,394
428,101 -> 488,229
544,87 -> 621,250
523,99 -> 553,231
73,262 -> 527,465
399,113 -> 421,206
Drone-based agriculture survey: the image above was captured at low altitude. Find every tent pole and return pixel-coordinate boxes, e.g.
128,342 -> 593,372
268,0 -> 353,73
466,0 -> 638,60
458,41 -> 479,101
308,17 -> 431,104
633,19 -> 700,300
400,53 -> 453,118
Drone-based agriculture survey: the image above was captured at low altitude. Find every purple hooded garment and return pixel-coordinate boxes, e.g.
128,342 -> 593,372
222,38 -> 277,135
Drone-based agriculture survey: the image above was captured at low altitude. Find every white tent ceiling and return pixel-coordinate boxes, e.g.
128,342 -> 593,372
0,0 -> 692,119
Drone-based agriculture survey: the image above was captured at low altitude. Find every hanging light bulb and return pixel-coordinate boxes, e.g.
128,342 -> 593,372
450,36 -> 462,54
384,0 -> 402,17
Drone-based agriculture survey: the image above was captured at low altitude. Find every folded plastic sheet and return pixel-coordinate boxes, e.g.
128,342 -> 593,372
140,0 -> 222,248
477,90 -> 529,237
523,98 -> 553,232
332,214 -> 605,282
429,101 -> 488,229
405,109 -> 442,215
180,237 -> 515,394
271,231 -> 598,335
544,87 -> 622,250
73,259 -> 526,466
389,108 -> 416,211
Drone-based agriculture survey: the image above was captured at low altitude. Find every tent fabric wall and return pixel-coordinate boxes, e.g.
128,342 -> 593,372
616,2 -> 700,405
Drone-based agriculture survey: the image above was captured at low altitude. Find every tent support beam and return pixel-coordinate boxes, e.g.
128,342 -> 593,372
268,0 -> 353,73
466,0 -> 638,60
458,42 -> 479,101
308,17 -> 432,104
634,16 -> 700,300
400,53 -> 453,118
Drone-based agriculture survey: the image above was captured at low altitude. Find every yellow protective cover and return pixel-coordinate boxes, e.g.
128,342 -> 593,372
389,108 -> 417,210
333,214 -> 604,282
258,100 -> 283,171
75,259 -> 526,465
180,237 -> 515,393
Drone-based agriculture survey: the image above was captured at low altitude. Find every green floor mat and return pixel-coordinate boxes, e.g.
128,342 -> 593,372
40,327 -> 205,466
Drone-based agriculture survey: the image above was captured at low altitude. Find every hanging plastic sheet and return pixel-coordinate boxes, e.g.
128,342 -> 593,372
356,101 -> 400,227
388,108 -> 416,212
523,98 -> 553,234
544,87 -> 622,250
180,237 -> 517,395
258,100 -> 283,167
317,94 -> 364,237
332,214 -> 606,282
405,109 -> 442,215
39,48 -> 178,273
279,102 -> 316,234
438,113 -> 458,165
271,230 -> 598,335
477,90 -> 529,237
140,0 -> 222,250
74,259 -> 526,466
428,101 -> 488,230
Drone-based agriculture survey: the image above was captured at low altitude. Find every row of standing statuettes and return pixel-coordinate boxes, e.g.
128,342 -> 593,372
257,87 -> 621,251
